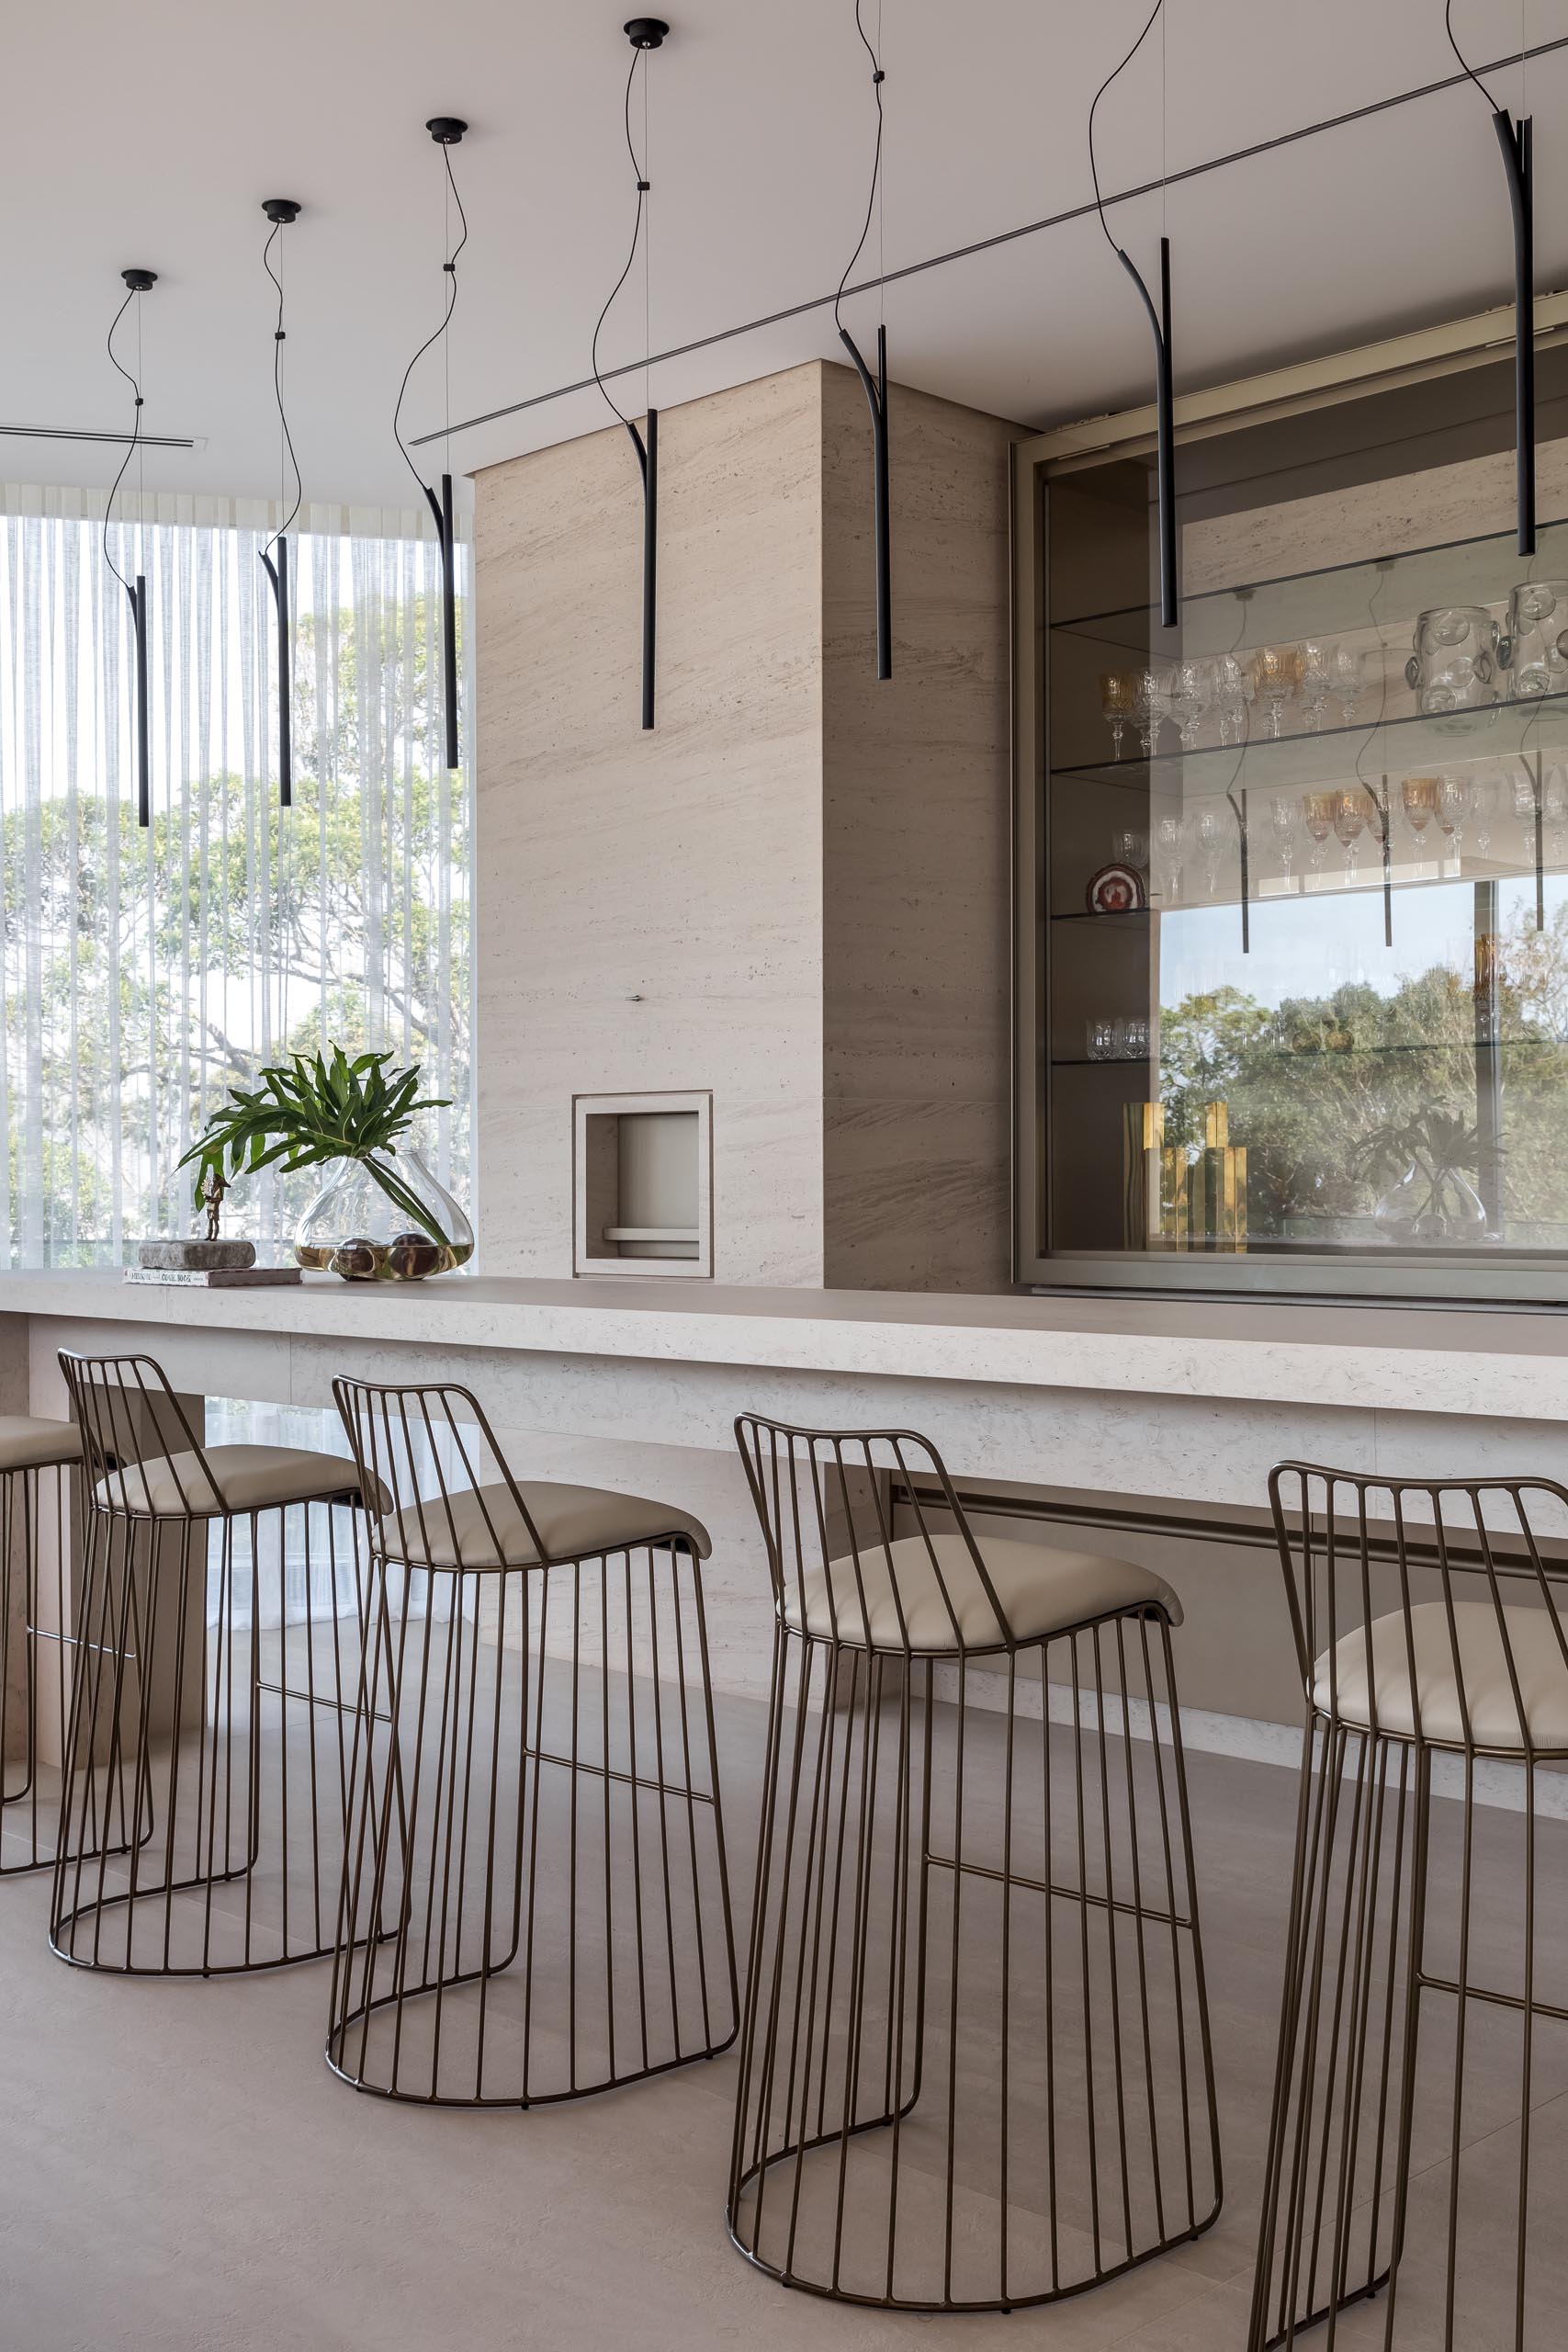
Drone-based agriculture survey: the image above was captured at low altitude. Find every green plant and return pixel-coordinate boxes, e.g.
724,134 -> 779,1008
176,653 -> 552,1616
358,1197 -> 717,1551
179,1046 -> 452,1243
1350,1104 -> 1500,1191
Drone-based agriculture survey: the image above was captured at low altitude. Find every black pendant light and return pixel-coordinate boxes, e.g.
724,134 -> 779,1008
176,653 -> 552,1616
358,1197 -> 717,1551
1447,5 -> 1536,556
592,18 -> 667,731
258,198 -> 302,808
394,117 -> 468,772
104,268 -> 156,828
1089,1 -> 1177,628
835,1 -> 891,681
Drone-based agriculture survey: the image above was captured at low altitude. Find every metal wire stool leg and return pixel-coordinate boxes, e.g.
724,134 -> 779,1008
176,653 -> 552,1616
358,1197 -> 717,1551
327,1536 -> 738,2106
0,1458 -> 85,1875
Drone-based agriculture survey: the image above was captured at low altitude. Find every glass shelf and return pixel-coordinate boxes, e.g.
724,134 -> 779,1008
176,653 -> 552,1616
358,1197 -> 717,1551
1054,688 -> 1568,791
1050,512 -> 1568,657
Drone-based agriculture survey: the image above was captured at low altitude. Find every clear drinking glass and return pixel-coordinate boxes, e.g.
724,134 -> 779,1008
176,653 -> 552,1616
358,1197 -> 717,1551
1086,1015 -> 1118,1061
1471,771 -> 1500,856
1251,645 -> 1303,739
1111,826 -> 1149,870
1270,794 -> 1297,887
1134,667 -> 1170,759
1154,810 -> 1186,902
1438,772 -> 1472,867
1196,806 -> 1226,896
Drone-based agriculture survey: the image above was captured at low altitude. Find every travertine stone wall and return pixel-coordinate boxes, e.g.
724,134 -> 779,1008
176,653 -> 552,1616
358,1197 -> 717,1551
475,359 -> 1018,1290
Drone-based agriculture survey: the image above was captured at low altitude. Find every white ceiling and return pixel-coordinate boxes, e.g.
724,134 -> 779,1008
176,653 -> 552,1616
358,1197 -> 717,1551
5,0 -> 1567,511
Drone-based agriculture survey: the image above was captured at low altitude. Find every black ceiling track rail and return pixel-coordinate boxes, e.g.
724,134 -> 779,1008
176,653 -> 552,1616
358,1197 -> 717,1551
1493,107 -> 1535,555
105,267 -> 156,828
1118,235 -> 1177,628
258,198 -> 302,808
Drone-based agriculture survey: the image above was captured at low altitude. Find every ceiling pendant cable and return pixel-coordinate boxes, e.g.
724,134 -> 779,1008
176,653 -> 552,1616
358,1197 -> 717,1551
394,117 -> 468,773
259,198 -> 302,809
1447,2 -> 1536,556
592,18 -> 668,732
104,267 -> 157,828
1089,0 -> 1178,628
835,0 -> 891,681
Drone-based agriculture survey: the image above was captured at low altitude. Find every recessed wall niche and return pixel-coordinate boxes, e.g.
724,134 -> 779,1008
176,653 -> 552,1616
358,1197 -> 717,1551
572,1091 -> 713,1279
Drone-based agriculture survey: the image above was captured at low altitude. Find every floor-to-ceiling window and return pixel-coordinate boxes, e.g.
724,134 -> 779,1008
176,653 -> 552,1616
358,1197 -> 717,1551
0,488 -> 472,1265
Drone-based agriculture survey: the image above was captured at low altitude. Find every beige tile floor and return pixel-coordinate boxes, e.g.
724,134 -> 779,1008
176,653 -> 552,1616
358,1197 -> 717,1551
1,1700 -> 1563,2352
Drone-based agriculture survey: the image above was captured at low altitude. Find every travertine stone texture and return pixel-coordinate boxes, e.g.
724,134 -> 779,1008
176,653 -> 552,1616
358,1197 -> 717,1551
475,360 -> 1018,1292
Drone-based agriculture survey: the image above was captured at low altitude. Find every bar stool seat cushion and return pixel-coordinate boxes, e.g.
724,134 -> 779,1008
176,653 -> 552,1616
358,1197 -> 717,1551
384,1479 -> 713,1569
785,1532 -> 1182,1653
0,1415 -> 82,1472
1314,1601 -> 1568,1749
96,1443 -> 381,1520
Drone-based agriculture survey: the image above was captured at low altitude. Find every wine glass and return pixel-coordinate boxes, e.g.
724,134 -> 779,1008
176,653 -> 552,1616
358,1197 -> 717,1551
1299,640 -> 1333,731
1329,640 -> 1377,724
1301,789 -> 1337,869
1471,770 -> 1500,858
1100,671 -> 1138,758
1214,653 -> 1254,745
1168,658 -> 1215,752
1134,667 -> 1171,759
1332,786 -> 1368,883
1270,794 -> 1298,888
1196,806 -> 1226,896
1402,773 -> 1440,841
1438,772 -> 1472,870
1154,810 -> 1186,903
1251,645 -> 1304,739
1112,826 -> 1149,872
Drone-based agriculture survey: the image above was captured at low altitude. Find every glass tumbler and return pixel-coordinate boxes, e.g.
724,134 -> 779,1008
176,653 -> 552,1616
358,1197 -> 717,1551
1504,581 -> 1568,700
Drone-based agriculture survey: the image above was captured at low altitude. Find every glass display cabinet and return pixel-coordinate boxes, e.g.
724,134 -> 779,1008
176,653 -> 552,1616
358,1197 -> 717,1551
1013,329 -> 1568,1299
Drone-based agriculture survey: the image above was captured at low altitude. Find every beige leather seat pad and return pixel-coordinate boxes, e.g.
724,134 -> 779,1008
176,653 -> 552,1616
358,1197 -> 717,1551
96,1443 -> 380,1520
1314,1600 -> 1568,1749
384,1479 -> 712,1570
0,1415 -> 82,1473
784,1531 -> 1181,1654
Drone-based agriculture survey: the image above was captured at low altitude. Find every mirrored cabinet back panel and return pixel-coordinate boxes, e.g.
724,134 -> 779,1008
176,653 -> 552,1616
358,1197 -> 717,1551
1015,329 -> 1568,1301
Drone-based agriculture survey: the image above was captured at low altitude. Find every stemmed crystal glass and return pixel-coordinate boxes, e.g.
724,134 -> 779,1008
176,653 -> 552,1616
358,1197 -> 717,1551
1196,806 -> 1226,897
1402,775 -> 1440,870
1438,773 -> 1472,871
1214,653 -> 1253,745
1154,809 -> 1186,903
1299,640 -> 1333,731
1134,667 -> 1170,759
1100,672 -> 1139,759
1168,658 -> 1215,751
1252,645 -> 1303,739
1270,794 -> 1298,889
1471,771 -> 1500,858
1331,786 -> 1368,883
1329,640 -> 1376,724
1302,789 -> 1337,870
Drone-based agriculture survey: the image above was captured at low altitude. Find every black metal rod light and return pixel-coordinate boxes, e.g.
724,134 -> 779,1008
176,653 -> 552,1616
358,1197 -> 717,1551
257,198 -> 302,808
592,18 -> 668,731
1089,2 -> 1178,628
1448,7 -> 1535,556
393,117 -> 468,773
836,3 -> 891,680
104,268 -> 157,827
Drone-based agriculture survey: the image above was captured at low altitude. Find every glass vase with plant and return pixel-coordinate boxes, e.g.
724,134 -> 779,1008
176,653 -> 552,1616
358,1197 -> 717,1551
1352,1105 -> 1498,1247
180,1047 -> 472,1281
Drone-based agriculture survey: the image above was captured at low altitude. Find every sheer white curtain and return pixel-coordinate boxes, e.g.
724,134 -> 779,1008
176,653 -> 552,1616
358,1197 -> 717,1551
0,484 -> 473,1264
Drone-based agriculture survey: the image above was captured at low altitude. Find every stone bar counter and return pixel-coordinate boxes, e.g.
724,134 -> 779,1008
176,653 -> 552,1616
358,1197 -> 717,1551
4,1266 -> 1566,1759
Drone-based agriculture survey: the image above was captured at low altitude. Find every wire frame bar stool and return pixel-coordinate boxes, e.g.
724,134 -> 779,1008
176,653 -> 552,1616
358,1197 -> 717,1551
325,1377 -> 738,2107
50,1351 -> 380,1975
0,1419 -> 85,1874
727,1416 -> 1222,2313
1249,1463 -> 1568,2352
